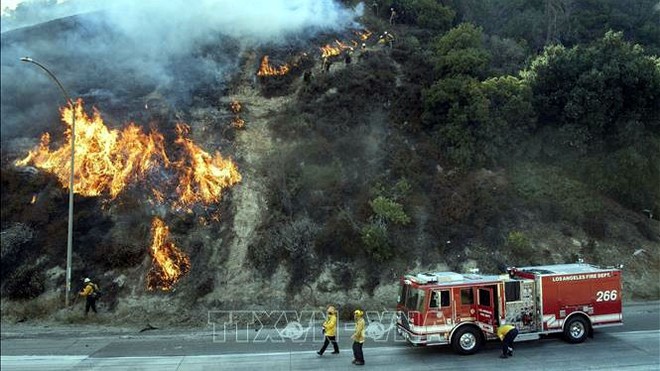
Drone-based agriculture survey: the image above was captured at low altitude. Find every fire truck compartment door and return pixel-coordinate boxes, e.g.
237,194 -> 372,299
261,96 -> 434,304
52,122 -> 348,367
476,287 -> 495,332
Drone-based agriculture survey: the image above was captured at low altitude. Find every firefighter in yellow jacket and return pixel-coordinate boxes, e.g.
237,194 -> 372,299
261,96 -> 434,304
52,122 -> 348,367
317,305 -> 339,355
497,321 -> 519,358
79,277 -> 100,316
351,309 -> 366,365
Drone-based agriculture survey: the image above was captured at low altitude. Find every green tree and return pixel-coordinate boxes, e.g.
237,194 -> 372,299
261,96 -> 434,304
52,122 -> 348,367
526,31 -> 660,139
391,0 -> 455,31
479,76 -> 537,164
423,76 -> 489,167
431,23 -> 490,78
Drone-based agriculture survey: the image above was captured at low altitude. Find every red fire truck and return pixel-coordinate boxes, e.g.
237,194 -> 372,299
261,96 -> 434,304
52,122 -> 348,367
396,263 -> 623,354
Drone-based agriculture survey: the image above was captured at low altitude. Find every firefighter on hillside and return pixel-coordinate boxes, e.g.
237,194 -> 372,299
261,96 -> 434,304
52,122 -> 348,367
497,321 -> 519,358
378,31 -> 395,48
317,305 -> 339,355
389,8 -> 397,25
79,277 -> 100,316
322,57 -> 333,73
344,49 -> 353,65
351,309 -> 366,365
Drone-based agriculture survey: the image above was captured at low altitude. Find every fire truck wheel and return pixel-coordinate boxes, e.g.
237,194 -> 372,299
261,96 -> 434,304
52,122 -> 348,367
563,316 -> 589,343
451,326 -> 482,355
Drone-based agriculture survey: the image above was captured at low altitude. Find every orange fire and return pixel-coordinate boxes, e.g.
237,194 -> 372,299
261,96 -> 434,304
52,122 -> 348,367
16,100 -> 170,198
256,55 -> 290,77
354,29 -> 373,41
320,40 -> 353,58
146,217 -> 191,291
16,100 -> 241,211
172,123 -> 242,211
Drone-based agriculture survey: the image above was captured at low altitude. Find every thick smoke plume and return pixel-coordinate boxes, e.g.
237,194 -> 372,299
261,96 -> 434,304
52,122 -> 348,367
1,0 -> 362,140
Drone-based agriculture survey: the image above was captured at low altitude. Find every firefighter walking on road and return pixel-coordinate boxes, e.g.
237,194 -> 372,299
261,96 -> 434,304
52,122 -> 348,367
497,321 -> 519,358
79,277 -> 100,316
317,305 -> 339,355
351,309 -> 366,366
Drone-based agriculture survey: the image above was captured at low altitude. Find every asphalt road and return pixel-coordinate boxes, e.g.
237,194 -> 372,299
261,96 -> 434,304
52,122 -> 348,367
1,302 -> 658,370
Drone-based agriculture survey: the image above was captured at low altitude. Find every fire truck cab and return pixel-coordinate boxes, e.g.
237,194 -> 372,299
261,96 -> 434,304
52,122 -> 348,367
396,263 -> 622,355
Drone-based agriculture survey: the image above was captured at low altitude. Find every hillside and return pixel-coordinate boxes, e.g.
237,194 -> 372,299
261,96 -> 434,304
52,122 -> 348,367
1,0 -> 659,325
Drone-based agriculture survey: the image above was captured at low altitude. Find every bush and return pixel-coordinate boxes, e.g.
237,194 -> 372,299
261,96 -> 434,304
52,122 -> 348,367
369,196 -> 410,225
361,221 -> 392,262
506,231 -> 533,263
2,264 -> 45,300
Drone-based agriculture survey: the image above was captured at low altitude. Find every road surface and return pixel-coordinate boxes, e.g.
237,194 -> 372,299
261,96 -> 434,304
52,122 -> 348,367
1,301 -> 658,370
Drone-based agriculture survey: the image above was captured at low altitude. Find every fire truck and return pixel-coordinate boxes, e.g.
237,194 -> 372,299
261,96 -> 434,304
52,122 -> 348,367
396,263 -> 623,355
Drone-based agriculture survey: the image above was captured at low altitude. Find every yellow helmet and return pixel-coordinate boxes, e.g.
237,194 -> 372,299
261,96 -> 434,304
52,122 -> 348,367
327,305 -> 337,314
354,309 -> 364,318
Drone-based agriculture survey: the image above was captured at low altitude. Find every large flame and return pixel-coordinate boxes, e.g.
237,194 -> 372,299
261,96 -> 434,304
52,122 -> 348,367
16,100 -> 169,198
172,123 -> 242,211
256,55 -> 290,77
146,217 -> 191,291
16,100 -> 241,211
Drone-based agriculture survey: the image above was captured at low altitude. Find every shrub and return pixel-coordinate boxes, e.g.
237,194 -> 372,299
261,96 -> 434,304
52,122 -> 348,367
361,221 -> 392,262
369,196 -> 410,225
506,231 -> 533,262
2,264 -> 45,300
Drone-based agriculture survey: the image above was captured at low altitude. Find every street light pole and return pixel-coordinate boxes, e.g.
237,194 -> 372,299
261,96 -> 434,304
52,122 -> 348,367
20,57 -> 76,308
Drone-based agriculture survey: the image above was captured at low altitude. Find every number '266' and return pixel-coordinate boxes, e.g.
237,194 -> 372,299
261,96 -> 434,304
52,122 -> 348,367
596,290 -> 618,302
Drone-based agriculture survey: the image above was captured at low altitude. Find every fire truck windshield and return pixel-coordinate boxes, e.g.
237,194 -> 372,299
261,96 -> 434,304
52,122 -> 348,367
399,284 -> 425,312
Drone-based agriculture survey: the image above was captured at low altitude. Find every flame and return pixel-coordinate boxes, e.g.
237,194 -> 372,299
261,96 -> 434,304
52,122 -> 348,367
30,195 -> 37,204
256,55 -> 290,77
320,40 -> 354,58
146,217 -> 191,291
16,100 -> 241,211
16,100 -> 169,198
354,29 -> 372,41
172,123 -> 242,211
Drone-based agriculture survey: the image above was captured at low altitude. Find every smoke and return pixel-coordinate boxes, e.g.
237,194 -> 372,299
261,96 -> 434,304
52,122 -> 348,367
0,0 -> 363,140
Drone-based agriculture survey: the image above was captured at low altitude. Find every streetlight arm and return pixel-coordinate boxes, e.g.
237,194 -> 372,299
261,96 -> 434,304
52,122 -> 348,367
21,57 -> 73,105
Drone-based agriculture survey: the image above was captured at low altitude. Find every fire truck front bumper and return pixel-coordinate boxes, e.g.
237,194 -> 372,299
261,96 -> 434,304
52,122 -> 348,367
396,324 -> 449,346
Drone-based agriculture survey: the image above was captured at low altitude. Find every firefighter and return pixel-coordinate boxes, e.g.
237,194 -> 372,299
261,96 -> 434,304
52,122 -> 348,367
322,57 -> 333,73
389,8 -> 397,25
344,49 -> 353,65
303,69 -> 312,84
317,305 -> 339,355
497,321 -> 518,358
378,32 -> 395,49
79,277 -> 100,316
351,309 -> 366,366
